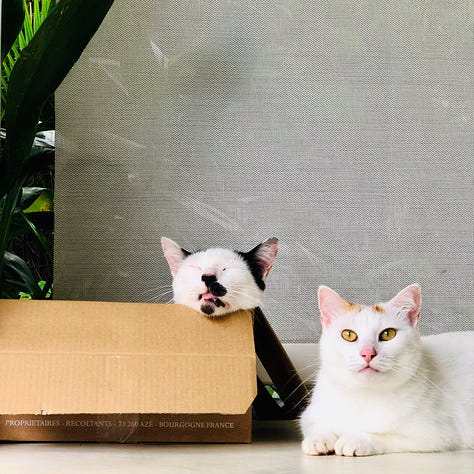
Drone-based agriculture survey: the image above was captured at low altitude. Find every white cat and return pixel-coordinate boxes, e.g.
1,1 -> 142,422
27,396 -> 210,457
161,237 -> 278,316
300,284 -> 474,456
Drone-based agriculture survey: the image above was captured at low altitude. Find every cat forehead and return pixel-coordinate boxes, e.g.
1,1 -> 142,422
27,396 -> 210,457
331,303 -> 408,328
343,303 -> 387,315
340,303 -> 390,318
184,248 -> 245,267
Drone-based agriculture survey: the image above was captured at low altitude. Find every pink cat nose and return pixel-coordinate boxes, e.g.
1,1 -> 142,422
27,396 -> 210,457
360,346 -> 377,362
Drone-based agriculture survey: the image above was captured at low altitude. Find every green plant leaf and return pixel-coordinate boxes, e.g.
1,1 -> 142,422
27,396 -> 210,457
0,183 -> 24,275
2,1 -> 54,122
23,190 -> 53,213
5,213 -> 35,243
2,250 -> 44,299
2,0 -> 115,195
1,0 -> 25,63
0,187 -> 50,243
19,280 -> 51,299
38,279 -> 52,298
18,212 -> 51,257
18,290 -> 33,299
20,186 -> 47,207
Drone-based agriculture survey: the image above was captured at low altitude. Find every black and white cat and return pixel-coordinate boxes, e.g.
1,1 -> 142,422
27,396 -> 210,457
161,237 -> 278,316
301,284 -> 474,456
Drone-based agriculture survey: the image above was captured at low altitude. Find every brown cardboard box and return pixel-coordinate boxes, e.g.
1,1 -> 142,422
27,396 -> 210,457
0,300 -> 256,443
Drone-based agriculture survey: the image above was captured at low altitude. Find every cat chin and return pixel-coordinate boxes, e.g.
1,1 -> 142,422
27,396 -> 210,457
358,366 -> 380,374
199,298 -> 263,317
199,300 -> 231,317
200,308 -> 232,317
343,368 -> 408,392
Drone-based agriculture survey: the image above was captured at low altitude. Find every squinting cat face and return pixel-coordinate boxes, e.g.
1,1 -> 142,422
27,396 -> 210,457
318,284 -> 422,389
161,237 -> 278,316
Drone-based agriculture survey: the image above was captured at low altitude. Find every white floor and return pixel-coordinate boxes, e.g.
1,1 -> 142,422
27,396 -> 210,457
2,421 -> 473,474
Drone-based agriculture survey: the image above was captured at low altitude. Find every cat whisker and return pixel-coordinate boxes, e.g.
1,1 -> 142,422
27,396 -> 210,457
284,383 -> 316,413
151,288 -> 174,297
225,287 -> 260,300
289,360 -> 320,375
279,369 -> 317,406
257,293 -> 282,307
390,361 -> 443,394
225,288 -> 263,306
275,360 -> 320,395
144,288 -> 175,303
136,285 -> 173,297
292,393 -> 313,413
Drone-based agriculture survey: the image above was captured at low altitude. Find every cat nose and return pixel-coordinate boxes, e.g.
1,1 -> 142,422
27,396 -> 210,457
360,346 -> 377,362
201,274 -> 217,287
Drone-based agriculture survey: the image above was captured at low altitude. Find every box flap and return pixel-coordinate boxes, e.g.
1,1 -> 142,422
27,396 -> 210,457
0,300 -> 256,415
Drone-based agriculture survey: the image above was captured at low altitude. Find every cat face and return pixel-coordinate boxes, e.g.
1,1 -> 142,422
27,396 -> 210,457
161,237 -> 278,316
317,284 -> 422,389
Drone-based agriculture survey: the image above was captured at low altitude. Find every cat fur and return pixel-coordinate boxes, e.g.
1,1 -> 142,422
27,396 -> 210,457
300,284 -> 474,456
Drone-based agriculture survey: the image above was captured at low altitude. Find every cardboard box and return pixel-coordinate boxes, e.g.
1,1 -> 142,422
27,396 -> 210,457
0,300 -> 256,443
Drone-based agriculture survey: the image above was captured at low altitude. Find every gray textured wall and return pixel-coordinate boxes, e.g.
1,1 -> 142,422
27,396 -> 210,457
55,1 -> 473,342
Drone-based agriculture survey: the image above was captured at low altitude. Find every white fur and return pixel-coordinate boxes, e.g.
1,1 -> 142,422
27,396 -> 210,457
300,285 -> 474,456
161,237 -> 277,316
171,247 -> 264,316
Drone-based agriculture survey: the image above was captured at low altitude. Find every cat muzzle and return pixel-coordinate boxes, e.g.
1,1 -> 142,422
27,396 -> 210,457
199,286 -> 227,315
198,277 -> 227,315
200,275 -> 227,297
199,296 -> 226,315
208,281 -> 227,297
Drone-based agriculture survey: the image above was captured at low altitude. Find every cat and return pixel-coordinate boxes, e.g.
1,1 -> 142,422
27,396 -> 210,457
300,283 -> 474,456
161,237 -> 278,316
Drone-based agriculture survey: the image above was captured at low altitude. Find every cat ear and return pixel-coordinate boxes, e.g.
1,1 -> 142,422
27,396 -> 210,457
249,237 -> 279,278
161,237 -> 190,277
388,284 -> 422,326
318,286 -> 351,328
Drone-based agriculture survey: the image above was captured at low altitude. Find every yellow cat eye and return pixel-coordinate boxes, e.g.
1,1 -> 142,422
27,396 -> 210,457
379,328 -> 397,341
341,329 -> 358,342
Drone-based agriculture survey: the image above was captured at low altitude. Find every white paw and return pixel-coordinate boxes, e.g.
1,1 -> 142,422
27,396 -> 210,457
302,432 -> 338,455
335,433 -> 377,457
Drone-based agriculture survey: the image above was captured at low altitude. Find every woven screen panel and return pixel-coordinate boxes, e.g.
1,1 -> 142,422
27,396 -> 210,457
55,0 -> 473,343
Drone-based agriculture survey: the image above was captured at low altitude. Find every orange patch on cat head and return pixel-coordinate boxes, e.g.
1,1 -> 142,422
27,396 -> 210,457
344,302 -> 362,313
372,304 -> 386,314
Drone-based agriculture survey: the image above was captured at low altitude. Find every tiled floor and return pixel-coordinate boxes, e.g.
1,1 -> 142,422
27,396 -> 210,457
2,421 -> 473,474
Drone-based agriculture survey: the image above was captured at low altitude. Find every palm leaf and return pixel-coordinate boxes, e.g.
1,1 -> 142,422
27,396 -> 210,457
1,0 -> 25,62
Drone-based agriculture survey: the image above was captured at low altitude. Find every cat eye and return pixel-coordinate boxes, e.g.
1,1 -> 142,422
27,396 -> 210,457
341,329 -> 358,342
379,328 -> 397,341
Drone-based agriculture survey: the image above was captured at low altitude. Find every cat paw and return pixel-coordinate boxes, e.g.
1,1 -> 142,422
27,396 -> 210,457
302,432 -> 338,455
334,433 -> 377,457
